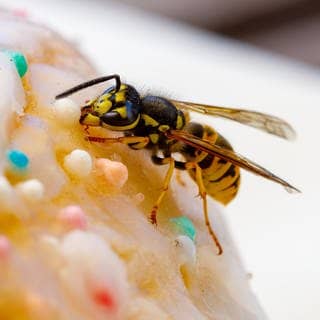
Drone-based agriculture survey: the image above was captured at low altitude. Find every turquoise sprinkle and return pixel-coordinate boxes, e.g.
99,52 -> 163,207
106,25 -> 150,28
6,149 -> 29,170
2,50 -> 28,77
170,216 -> 196,241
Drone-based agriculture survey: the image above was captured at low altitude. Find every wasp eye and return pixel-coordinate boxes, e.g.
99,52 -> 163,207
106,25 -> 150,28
100,111 -> 120,124
100,102 -> 140,129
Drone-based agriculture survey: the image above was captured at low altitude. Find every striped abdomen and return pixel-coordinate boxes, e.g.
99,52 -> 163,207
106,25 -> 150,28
186,124 -> 240,205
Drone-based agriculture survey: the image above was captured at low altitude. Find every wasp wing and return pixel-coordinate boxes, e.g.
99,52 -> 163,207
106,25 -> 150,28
167,130 -> 300,193
171,100 -> 296,141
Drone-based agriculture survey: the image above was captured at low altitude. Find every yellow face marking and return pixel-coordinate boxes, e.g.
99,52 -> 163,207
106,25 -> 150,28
142,114 -> 159,127
114,106 -> 127,119
81,113 -> 101,126
149,133 -> 159,144
114,91 -> 126,103
94,95 -> 112,115
159,125 -> 170,132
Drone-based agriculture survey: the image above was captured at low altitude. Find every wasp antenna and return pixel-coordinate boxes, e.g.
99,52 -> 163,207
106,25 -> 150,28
285,185 -> 301,194
55,74 -> 121,99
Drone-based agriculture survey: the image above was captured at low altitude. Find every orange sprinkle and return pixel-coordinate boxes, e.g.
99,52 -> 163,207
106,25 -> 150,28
95,158 -> 128,189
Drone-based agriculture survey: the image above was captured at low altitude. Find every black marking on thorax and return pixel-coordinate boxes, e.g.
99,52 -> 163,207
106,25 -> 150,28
141,96 -> 180,128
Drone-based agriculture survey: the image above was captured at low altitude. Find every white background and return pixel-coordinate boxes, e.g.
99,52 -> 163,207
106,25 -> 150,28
1,0 -> 319,318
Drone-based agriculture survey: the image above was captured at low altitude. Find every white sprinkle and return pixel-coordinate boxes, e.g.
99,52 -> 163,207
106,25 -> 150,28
39,235 -> 61,264
175,235 -> 196,266
0,176 -> 21,212
0,176 -> 29,217
63,149 -> 92,178
52,98 -> 81,126
41,235 -> 60,248
39,234 -> 61,263
0,176 -> 14,203
15,179 -> 44,202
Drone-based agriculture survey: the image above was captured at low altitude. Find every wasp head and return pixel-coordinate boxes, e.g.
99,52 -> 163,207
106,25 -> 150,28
80,84 -> 142,130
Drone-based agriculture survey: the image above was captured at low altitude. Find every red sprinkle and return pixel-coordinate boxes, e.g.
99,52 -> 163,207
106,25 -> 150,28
92,287 -> 116,310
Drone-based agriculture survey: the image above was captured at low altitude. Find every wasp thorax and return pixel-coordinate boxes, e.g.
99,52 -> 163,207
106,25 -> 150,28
140,96 -> 186,131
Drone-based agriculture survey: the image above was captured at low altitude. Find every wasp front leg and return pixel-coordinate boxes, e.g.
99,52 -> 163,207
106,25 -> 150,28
150,154 -> 175,225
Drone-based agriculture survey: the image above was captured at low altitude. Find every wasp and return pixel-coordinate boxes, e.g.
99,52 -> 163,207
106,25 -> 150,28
56,74 -> 300,255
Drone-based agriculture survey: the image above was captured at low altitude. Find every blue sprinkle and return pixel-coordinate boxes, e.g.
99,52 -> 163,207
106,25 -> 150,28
170,216 -> 196,241
6,149 -> 29,170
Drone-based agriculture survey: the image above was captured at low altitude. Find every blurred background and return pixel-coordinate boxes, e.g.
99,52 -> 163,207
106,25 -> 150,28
120,0 -> 320,65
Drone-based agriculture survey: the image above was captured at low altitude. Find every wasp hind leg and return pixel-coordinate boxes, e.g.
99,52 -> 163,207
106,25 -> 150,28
150,155 -> 175,225
187,162 -> 223,255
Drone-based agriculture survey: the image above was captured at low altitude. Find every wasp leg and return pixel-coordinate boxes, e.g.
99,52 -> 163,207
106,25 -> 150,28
150,156 -> 175,225
86,136 -> 149,149
187,162 -> 223,255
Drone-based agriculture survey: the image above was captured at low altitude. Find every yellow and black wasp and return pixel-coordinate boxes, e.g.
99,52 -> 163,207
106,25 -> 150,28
56,74 -> 300,255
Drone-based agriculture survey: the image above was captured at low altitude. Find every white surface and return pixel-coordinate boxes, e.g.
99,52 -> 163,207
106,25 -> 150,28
1,0 -> 319,319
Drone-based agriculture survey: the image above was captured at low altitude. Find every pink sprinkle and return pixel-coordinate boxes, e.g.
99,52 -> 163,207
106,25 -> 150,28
12,8 -> 29,18
0,235 -> 11,259
58,205 -> 87,230
92,287 -> 116,310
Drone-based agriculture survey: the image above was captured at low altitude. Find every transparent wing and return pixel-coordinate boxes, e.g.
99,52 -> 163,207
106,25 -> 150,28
171,100 -> 296,140
167,130 -> 300,193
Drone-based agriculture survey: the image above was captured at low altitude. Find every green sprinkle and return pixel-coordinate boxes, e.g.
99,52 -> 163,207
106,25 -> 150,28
170,216 -> 196,241
2,50 -> 28,77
